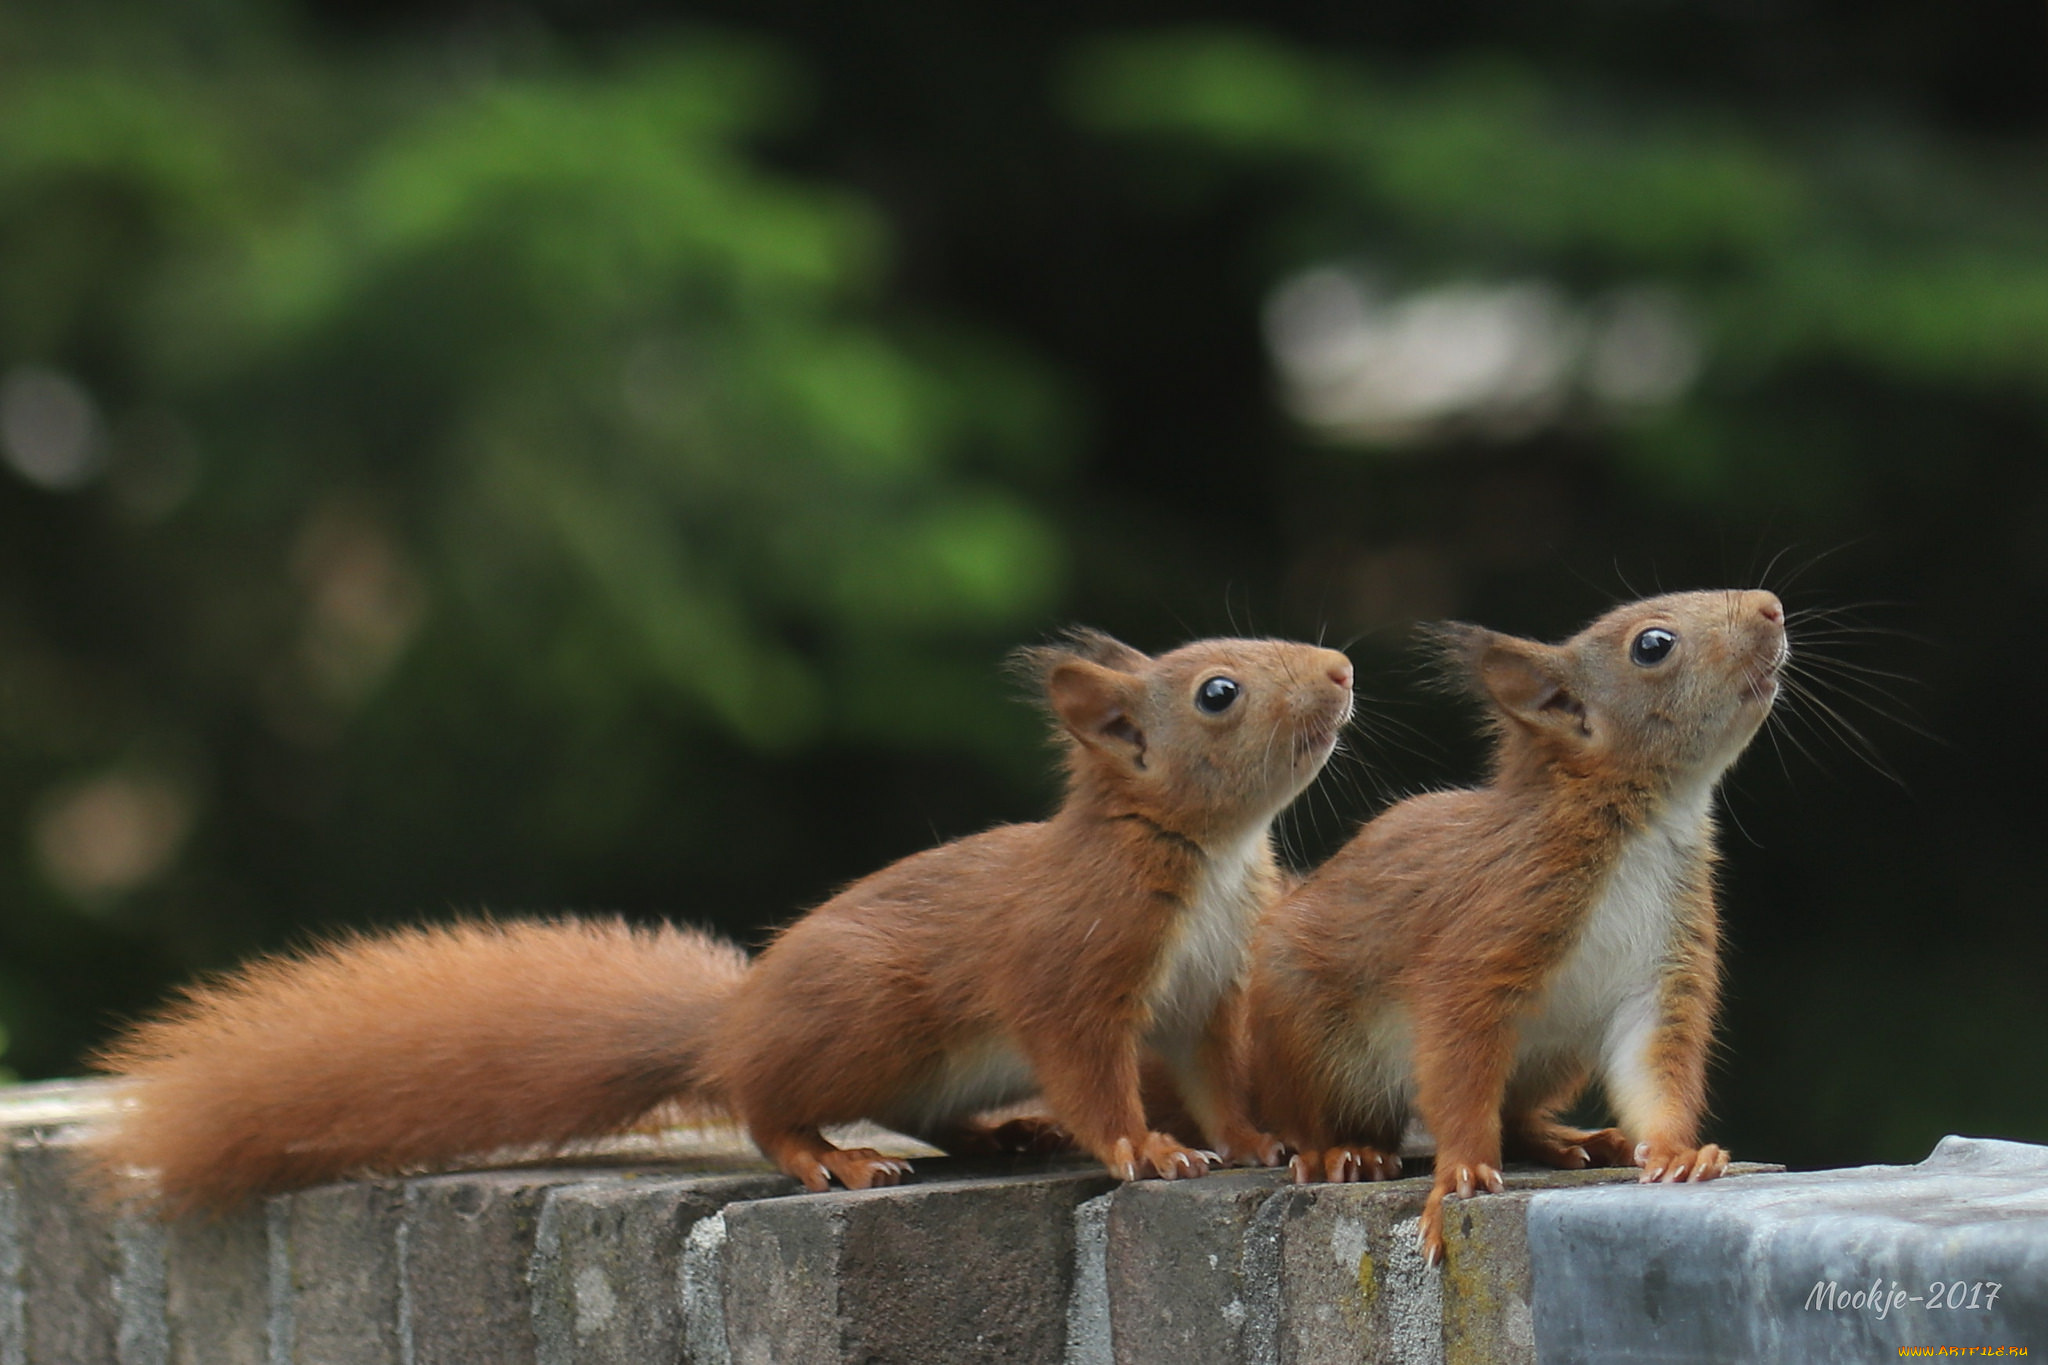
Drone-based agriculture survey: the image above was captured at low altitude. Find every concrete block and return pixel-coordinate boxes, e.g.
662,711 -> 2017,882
0,1083 -> 121,1140
1064,1193 -> 1113,1365
163,1206 -> 269,1365
276,1181 -> 406,1365
1257,1163 -> 1700,1365
1259,1177 -> 1438,1365
400,1169 -> 609,1365
1,1142 -> 25,1365
1104,1170 -> 1288,1362
530,1172 -> 792,1365
1529,1135 -> 2048,1363
720,1166 -> 1115,1365
9,1132 -> 163,1365
1436,1167 -> 1663,1365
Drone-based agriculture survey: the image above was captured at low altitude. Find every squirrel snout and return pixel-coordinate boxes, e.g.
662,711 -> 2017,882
1311,647 -> 1354,691
1739,589 -> 1785,628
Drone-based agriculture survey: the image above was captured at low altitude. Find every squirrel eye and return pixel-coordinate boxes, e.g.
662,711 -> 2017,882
1630,628 -> 1677,667
1195,676 -> 1241,714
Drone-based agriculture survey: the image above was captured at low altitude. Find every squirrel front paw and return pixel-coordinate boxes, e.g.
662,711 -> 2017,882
1634,1140 -> 1730,1183
1106,1132 -> 1218,1181
1418,1161 -> 1504,1267
818,1148 -> 914,1191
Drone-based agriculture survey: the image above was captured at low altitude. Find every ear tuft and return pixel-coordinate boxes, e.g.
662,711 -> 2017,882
1419,622 -> 1503,704
1008,627 -> 1151,690
1422,622 -> 1586,735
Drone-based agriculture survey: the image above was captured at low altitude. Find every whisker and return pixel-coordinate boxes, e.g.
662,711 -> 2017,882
1777,678 -> 1909,785
1764,540 -> 1864,597
1789,654 -> 1923,688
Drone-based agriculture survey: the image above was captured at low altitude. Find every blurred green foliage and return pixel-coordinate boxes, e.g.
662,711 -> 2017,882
1,0 -> 2044,1172
0,4 -> 1068,1066
1068,30 -> 2048,503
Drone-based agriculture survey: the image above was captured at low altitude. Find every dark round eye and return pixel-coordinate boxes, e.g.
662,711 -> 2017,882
1630,628 -> 1676,667
1195,676 -> 1241,714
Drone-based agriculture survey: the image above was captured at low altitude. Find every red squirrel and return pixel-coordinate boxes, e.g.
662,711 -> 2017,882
87,629 -> 1354,1210
1246,589 -> 1787,1265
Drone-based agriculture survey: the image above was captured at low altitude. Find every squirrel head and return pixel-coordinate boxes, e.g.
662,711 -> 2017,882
1015,629 -> 1356,842
1435,589 -> 1789,800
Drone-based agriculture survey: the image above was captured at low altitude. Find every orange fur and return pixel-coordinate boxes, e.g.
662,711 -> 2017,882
90,919 -> 747,1212
89,630 -> 1354,1209
1247,589 -> 1786,1265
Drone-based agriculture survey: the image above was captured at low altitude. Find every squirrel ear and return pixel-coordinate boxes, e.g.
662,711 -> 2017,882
1434,624 -> 1588,737
1045,659 -> 1149,768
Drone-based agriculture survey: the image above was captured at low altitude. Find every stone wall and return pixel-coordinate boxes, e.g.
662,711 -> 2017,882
2,1082 -> 2040,1363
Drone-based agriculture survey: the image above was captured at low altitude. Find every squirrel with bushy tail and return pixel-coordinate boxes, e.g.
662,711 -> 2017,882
86,628 -> 1356,1208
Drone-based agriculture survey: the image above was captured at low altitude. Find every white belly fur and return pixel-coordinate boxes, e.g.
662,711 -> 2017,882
1326,788 -> 1715,1135
1145,829 -> 1267,1058
884,1033 -> 1039,1134
1516,783 -> 1713,1103
1329,1003 -> 1416,1131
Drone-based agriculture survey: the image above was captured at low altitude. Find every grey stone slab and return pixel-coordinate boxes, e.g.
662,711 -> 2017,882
3,1130 -> 170,1365
401,1169 -> 611,1365
720,1167 -> 1116,1365
1064,1193 -> 1113,1365
1436,1166 -> 1727,1365
113,1214 -> 167,1365
1262,1177 -> 1440,1365
0,1142 -> 24,1365
1257,1162 -> 1726,1365
1529,1135 -> 2048,1364
0,1081 -> 121,1138
163,1206 -> 268,1365
12,1133 -> 123,1365
529,1172 -> 792,1365
277,1181 -> 406,1365
1105,1170 -> 1289,1363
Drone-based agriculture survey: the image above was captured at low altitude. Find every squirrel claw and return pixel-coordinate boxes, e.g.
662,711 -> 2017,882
1216,1128 -> 1290,1168
1510,1124 -> 1632,1170
820,1148 -> 912,1190
1576,1128 -> 1635,1168
1417,1200 -> 1448,1267
1111,1131 -> 1214,1181
1637,1141 -> 1729,1184
1419,1162 -> 1499,1267
1289,1144 -> 1400,1183
1448,1162 -> 1504,1198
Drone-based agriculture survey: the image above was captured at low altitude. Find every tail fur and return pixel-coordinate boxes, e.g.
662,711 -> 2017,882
85,917 -> 749,1212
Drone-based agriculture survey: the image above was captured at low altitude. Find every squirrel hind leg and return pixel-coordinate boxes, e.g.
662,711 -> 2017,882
1288,1143 -> 1403,1184
1502,1116 -> 1634,1170
754,1126 -> 913,1192
1283,1113 -> 1404,1184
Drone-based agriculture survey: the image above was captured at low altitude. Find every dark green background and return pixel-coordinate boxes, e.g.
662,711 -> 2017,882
3,0 -> 2043,1170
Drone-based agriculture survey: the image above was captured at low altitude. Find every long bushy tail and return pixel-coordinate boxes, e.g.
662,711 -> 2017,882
85,917 -> 750,1213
